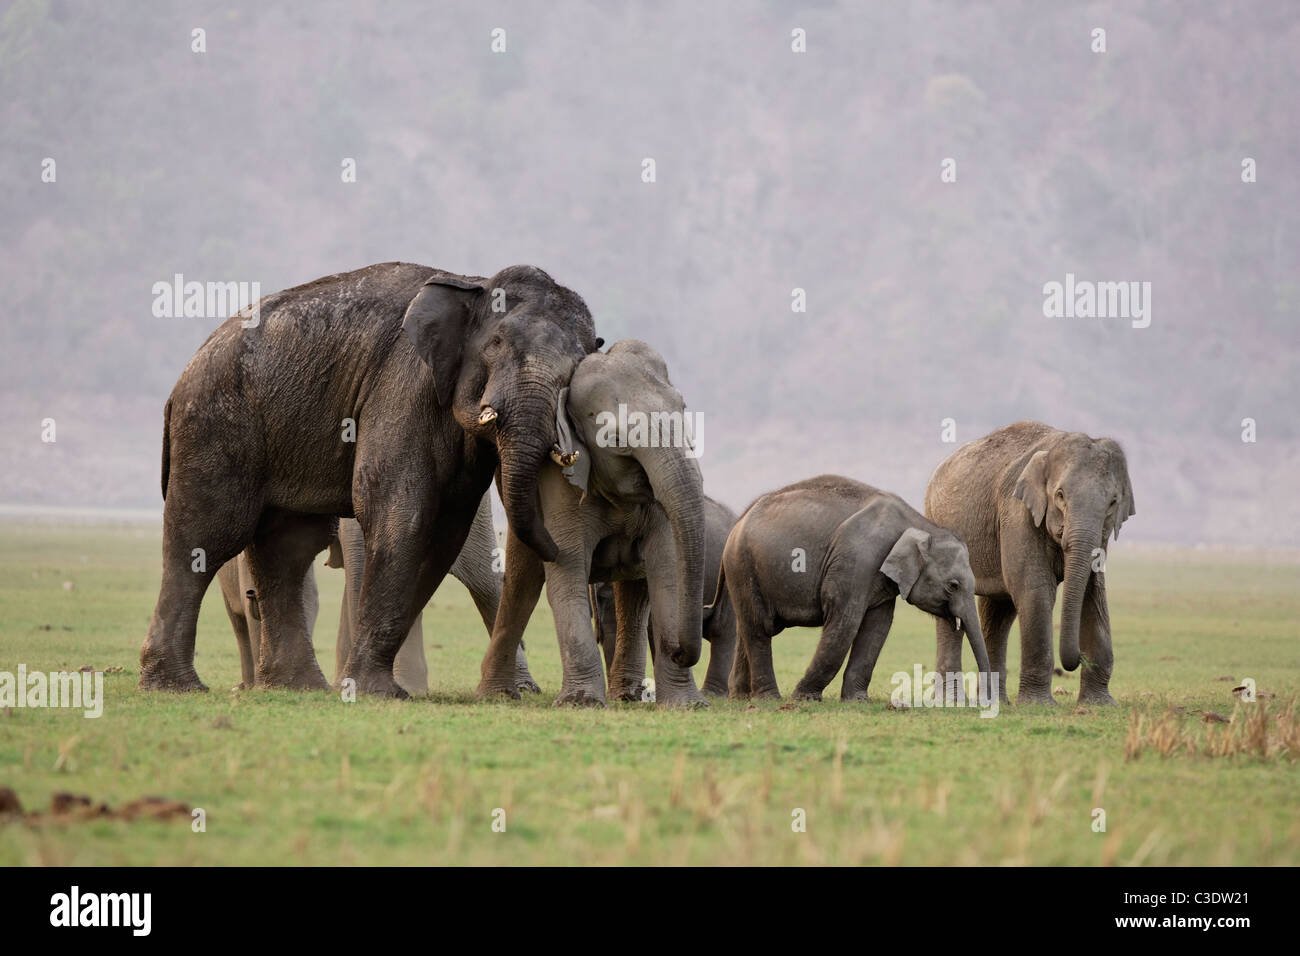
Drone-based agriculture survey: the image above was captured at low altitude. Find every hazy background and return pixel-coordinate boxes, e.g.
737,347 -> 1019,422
2,0 -> 1297,546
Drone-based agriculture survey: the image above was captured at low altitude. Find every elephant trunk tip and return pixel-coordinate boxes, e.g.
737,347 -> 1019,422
1060,648 -> 1081,672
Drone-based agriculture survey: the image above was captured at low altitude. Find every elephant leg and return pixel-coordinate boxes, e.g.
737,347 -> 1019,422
607,580 -> 650,700
840,601 -> 896,701
479,526 -> 545,699
392,612 -> 427,697
978,595 -> 1015,705
793,602 -> 866,702
700,601 -> 736,698
1012,582 -> 1058,705
451,494 -> 539,694
547,549 -> 607,707
934,616 -> 963,705
1077,573 -> 1116,705
244,510 -> 332,691
641,517 -> 707,709
344,507 -> 461,699
335,581 -> 352,686
236,556 -> 264,689
218,557 -> 257,689
728,621 -> 752,699
139,477 -> 261,691
731,587 -> 779,700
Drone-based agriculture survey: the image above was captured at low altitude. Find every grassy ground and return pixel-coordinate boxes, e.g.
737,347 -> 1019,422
0,521 -> 1297,865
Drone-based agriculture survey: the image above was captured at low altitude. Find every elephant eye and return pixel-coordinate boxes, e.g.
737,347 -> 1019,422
945,579 -> 959,593
1055,489 -> 1065,502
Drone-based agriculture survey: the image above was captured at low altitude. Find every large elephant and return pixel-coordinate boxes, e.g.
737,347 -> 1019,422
592,495 -> 739,696
924,420 -> 1135,706
140,263 -> 599,698
716,475 -> 991,701
477,339 -> 707,707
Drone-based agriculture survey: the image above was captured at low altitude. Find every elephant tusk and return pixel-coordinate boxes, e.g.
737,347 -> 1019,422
955,616 -> 962,633
550,444 -> 579,467
478,406 -> 498,425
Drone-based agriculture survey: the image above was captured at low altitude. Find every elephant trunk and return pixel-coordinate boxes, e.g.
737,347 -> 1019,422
496,389 -> 560,562
954,594 -> 991,680
637,447 -> 705,668
1058,526 -> 1100,672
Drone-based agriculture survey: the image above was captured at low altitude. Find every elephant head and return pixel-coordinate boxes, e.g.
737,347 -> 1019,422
403,266 -> 601,561
1012,434 -> 1135,671
881,527 -> 991,681
563,340 -> 706,669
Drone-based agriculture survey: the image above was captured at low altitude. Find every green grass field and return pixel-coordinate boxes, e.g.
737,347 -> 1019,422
1,520 -> 1297,865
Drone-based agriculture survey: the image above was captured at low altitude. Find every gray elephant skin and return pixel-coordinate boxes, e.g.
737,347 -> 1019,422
478,339 -> 707,707
715,475 -> 991,701
141,262 -> 599,698
330,498 -> 538,696
924,420 -> 1135,706
593,495 -> 739,696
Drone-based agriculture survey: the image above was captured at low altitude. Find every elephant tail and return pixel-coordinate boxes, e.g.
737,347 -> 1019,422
704,561 -> 729,634
160,398 -> 172,501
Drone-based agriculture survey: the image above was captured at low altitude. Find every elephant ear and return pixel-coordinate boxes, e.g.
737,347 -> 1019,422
324,535 -> 345,570
1013,449 -> 1051,527
401,273 -> 488,407
1097,439 -> 1137,540
554,387 -> 591,493
881,527 -> 932,600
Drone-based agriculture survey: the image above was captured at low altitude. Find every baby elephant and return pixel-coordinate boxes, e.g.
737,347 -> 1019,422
716,475 -> 991,701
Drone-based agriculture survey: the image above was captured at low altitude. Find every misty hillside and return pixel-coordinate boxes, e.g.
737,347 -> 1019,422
2,0 -> 1297,545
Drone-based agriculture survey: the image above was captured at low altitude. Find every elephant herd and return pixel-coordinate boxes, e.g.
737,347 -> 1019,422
139,262 -> 1134,710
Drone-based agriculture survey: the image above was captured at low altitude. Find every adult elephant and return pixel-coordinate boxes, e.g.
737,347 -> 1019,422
592,495 -> 738,697
140,263 -> 599,697
925,421 -> 1135,706
478,340 -> 706,707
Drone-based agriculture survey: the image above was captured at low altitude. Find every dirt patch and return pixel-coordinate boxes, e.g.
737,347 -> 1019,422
0,787 -> 190,823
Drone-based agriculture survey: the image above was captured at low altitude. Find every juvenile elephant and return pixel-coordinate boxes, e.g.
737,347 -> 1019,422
141,262 -> 599,698
925,420 -> 1135,706
592,495 -> 739,696
478,339 -> 707,707
715,475 -> 991,701
217,496 -> 538,696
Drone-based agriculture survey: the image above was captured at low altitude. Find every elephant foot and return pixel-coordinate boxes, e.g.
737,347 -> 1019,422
260,663 -> 331,692
655,683 -> 709,709
607,676 -> 646,701
791,685 -> 824,702
1016,686 -> 1058,706
476,677 -> 521,700
1078,687 -> 1116,706
345,668 -> 409,699
513,648 -> 541,694
751,686 -> 782,701
554,685 -> 606,708
138,663 -> 208,693
841,688 -> 871,702
701,679 -> 729,697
